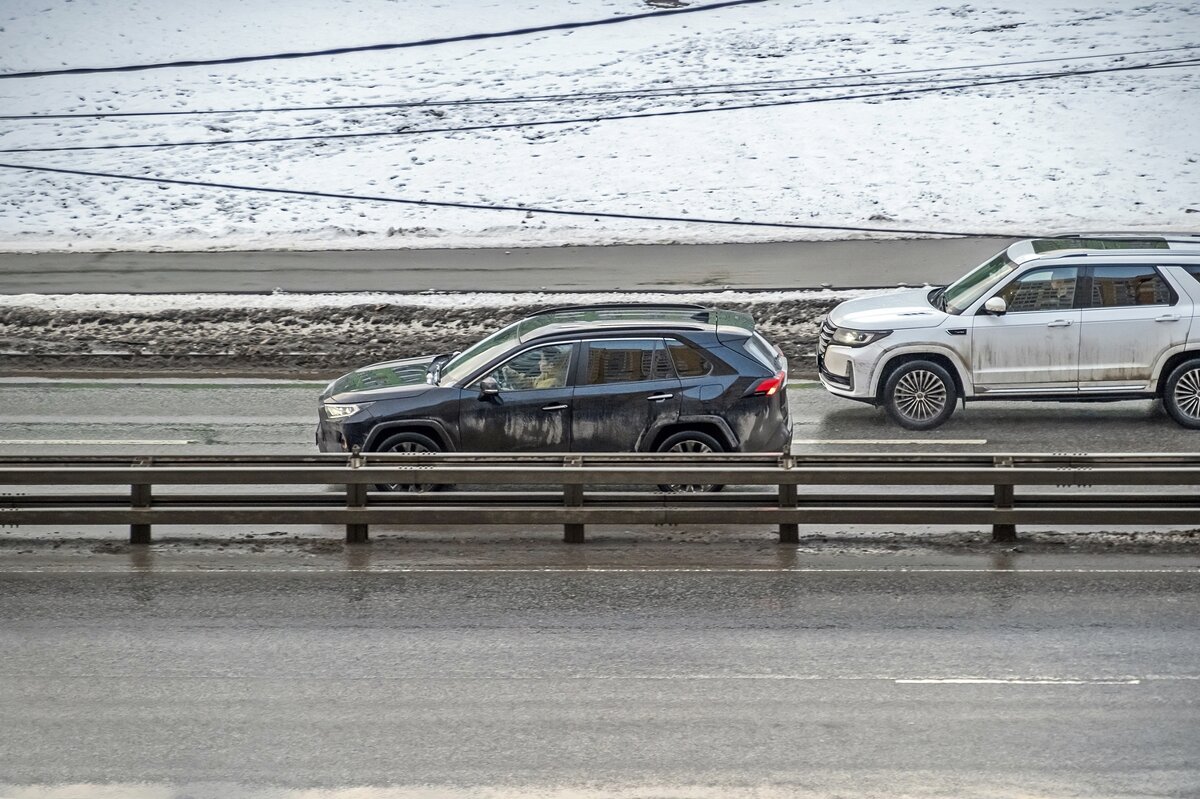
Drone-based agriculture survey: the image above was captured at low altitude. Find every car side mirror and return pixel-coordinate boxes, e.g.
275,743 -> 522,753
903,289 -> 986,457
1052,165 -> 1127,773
984,296 -> 1007,316
478,377 -> 501,398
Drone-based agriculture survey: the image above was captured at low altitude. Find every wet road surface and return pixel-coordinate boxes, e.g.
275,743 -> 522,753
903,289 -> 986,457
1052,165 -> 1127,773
0,377 -> 1193,457
0,555 -> 1198,797
0,238 -> 1014,293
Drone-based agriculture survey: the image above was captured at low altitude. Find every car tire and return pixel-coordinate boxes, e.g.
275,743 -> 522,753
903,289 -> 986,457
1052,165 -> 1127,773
882,360 -> 957,431
1162,359 -> 1200,429
372,431 -> 445,492
655,430 -> 725,493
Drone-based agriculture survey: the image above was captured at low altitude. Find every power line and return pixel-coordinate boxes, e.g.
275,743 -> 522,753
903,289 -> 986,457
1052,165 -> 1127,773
3,56 -> 1195,155
0,161 -> 1017,238
4,43 -> 1196,120
0,0 -> 766,80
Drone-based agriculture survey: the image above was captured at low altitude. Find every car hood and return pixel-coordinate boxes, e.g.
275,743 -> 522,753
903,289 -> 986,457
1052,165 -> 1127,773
828,288 -> 948,330
322,354 -> 441,402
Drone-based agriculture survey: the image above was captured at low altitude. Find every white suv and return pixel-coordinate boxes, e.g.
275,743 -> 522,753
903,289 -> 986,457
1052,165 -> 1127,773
818,236 -> 1200,430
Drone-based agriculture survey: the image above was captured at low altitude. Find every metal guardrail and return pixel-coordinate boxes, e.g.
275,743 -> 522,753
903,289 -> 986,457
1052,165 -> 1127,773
1,452 -> 1199,545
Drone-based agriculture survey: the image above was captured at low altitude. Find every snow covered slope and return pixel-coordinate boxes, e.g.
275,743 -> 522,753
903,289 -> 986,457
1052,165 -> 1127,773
0,0 -> 1197,252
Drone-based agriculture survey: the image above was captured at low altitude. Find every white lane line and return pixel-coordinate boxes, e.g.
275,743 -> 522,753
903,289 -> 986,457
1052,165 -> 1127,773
896,678 -> 1141,685
0,439 -> 196,445
792,438 -> 988,445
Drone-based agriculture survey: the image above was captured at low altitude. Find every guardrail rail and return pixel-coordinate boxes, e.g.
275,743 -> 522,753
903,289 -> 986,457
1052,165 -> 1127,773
2,452 -> 1198,545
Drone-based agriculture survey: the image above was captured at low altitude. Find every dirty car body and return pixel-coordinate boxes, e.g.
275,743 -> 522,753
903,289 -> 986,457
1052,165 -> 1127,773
317,304 -> 791,458
817,235 -> 1200,429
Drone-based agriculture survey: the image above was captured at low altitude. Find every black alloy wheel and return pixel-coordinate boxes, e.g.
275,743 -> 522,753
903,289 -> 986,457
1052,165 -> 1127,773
373,432 -> 444,492
656,430 -> 726,493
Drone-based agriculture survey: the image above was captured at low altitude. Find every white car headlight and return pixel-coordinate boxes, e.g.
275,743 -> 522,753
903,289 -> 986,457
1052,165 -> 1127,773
832,328 -> 892,347
324,402 -> 373,419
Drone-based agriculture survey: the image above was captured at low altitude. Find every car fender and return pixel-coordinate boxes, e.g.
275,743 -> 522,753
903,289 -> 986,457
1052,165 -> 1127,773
869,343 -> 975,398
638,415 -> 739,451
1151,343 -> 1200,384
364,419 -> 457,451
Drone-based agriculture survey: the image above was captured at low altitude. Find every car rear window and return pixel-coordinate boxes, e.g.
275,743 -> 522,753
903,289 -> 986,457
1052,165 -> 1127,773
666,340 -> 712,377
743,332 -> 783,371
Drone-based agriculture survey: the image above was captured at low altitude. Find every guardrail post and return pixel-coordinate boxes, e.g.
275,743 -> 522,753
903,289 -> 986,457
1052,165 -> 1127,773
992,455 -> 1017,543
346,447 -> 368,544
563,455 -> 585,544
778,455 -> 799,544
130,482 -> 152,545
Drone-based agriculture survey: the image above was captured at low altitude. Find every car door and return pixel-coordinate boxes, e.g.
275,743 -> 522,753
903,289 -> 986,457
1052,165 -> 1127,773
457,342 -> 576,451
1077,264 -> 1187,390
571,338 -> 682,451
971,265 -> 1082,392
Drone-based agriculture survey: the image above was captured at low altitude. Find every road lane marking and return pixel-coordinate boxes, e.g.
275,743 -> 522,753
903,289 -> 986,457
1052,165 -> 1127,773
0,438 -> 196,445
896,678 -> 1140,685
792,438 -> 988,445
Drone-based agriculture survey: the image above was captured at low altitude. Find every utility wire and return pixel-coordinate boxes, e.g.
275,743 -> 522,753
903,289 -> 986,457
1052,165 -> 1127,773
3,57 -> 1195,155
0,161 -> 1017,238
0,0 -> 766,80
3,43 -> 1196,120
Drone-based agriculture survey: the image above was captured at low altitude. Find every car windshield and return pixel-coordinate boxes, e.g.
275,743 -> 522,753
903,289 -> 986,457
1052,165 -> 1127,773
437,320 -> 523,385
938,250 -> 1019,315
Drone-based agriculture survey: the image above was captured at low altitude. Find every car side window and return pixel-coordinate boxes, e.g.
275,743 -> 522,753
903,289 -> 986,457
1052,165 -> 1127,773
485,343 -> 573,391
1087,265 -> 1172,307
583,339 -> 671,385
995,267 -> 1079,312
1183,265 -> 1200,285
667,340 -> 713,377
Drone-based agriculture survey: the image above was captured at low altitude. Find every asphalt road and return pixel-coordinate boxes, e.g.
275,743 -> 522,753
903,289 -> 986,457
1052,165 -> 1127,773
1,559 -> 1197,797
0,238 -> 1015,293
1,377 -> 1193,457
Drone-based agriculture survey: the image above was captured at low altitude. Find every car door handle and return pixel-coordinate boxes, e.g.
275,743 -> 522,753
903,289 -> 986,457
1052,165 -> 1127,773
646,393 -> 674,402
1156,314 -> 1181,322
541,403 -> 569,411
1046,319 -> 1073,327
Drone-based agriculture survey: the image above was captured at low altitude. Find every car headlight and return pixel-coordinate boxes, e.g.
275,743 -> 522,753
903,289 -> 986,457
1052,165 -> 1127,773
831,328 -> 892,347
324,402 -> 373,419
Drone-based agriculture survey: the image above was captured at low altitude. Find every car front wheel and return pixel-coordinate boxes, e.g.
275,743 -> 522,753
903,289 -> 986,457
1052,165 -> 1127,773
656,430 -> 725,493
882,360 -> 957,431
1163,360 -> 1200,429
372,431 -> 444,492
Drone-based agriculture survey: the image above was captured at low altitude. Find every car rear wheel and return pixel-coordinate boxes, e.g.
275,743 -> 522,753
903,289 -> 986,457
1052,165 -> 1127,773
882,360 -> 957,431
656,430 -> 725,493
373,432 -> 444,492
1163,360 -> 1200,429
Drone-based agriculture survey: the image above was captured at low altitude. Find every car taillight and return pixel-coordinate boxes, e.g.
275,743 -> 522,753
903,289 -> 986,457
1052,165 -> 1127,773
747,370 -> 786,397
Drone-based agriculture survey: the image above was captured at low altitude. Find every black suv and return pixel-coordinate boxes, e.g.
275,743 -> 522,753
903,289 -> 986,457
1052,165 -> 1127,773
316,304 -> 791,473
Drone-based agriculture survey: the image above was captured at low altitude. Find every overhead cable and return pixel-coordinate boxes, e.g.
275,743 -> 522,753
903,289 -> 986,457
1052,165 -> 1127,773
0,0 -> 766,79
4,43 -> 1196,121
0,161 -> 1018,238
2,56 -> 1194,155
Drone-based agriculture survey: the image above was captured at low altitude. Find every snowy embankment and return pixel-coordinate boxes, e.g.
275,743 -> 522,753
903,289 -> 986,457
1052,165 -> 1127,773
1,0 -> 1197,253
0,288 -> 895,375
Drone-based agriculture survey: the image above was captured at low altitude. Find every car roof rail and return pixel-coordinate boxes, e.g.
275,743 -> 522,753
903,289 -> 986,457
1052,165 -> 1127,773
528,303 -> 710,316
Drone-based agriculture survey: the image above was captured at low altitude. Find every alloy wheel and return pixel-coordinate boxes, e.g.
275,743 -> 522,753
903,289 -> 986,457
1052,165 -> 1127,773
1172,366 -> 1200,421
382,438 -> 435,492
664,438 -> 714,493
893,369 -> 948,423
